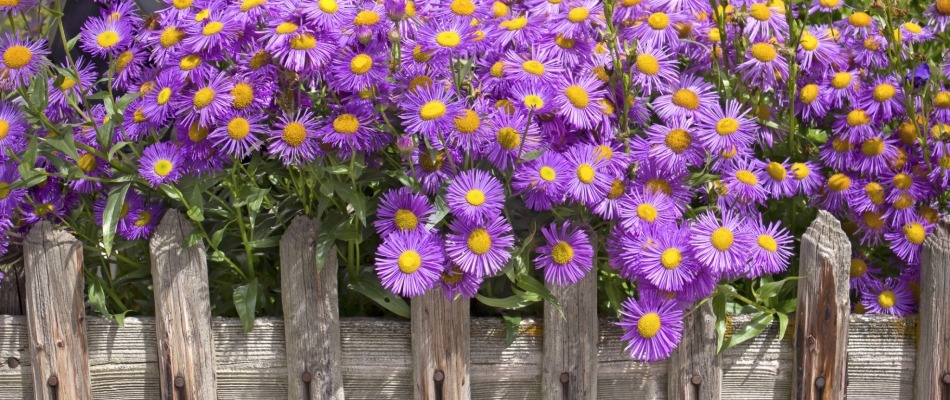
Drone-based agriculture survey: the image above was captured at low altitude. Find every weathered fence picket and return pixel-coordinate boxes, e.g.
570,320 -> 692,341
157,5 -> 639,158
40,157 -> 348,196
23,222 -> 93,400
667,301 -> 720,400
279,216 -> 344,400
917,216 -> 950,400
411,289 -> 471,400
149,210 -> 217,399
791,210 -> 851,400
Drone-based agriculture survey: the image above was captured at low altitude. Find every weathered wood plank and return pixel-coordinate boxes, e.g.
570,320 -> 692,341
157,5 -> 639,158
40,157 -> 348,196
791,210 -> 850,400
917,215 -> 950,400
24,222 -> 92,400
542,254 -> 598,398
668,301 -> 720,400
149,210 -> 216,399
411,289 -> 470,400
0,314 -> 921,399
0,262 -> 24,315
279,216 -> 343,400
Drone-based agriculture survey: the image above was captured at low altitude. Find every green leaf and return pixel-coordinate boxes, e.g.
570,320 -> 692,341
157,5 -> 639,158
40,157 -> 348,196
517,274 -> 564,320
42,130 -> 80,162
115,92 -> 140,111
108,142 -> 130,161
211,222 -> 231,247
182,230 -> 203,250
424,193 -> 449,230
29,74 -> 48,113
351,280 -> 411,318
776,312 -> 789,341
159,184 -> 181,201
102,182 -> 130,255
87,280 -> 111,321
66,34 -> 81,51
243,236 -> 280,249
713,290 -> 727,352
521,148 -> 546,161
315,212 -> 347,270
233,278 -> 259,333
502,314 -> 521,349
722,312 -> 773,352
474,293 -> 536,309
757,276 -> 799,300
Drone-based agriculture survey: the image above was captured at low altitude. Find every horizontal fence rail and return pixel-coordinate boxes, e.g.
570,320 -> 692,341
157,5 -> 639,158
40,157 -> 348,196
0,212 -> 943,399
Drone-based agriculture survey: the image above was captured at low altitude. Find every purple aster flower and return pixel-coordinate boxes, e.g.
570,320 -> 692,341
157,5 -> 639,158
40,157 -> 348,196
141,22 -> 188,65
860,278 -> 915,316
617,291 -> 683,362
645,117 -> 704,171
591,177 -> 629,220
619,189 -> 678,232
747,219 -> 793,276
550,0 -> 603,38
94,190 -> 143,233
417,17 -> 478,57
512,151 -> 570,211
228,73 -> 273,115
534,222 -> 594,286
409,147 -> 459,195
759,159 -> 796,198
176,71 -> 235,129
0,0 -> 37,15
329,42 -> 389,93
445,105 -> 489,154
268,110 -> 321,166
816,173 -> 857,213
563,144 -> 612,205
633,163 -> 693,209
110,45 -> 147,91
0,101 -> 27,157
885,217 -> 933,264
736,42 -> 788,91
80,16 -> 133,58
627,10 -> 690,49
860,77 -> 904,122
853,34 -> 890,69
926,1 -> 950,31
142,71 -> 184,125
689,210 -> 753,275
20,191 -> 66,225
720,159 -> 768,213
48,57 -> 97,111
68,150 -> 113,194
303,0 -> 355,29
184,9 -> 242,54
898,21 -> 933,44
638,224 -> 700,292
629,45 -> 678,96
509,81 -> 554,115
796,30 -> 847,72
855,135 -> 900,175
210,113 -> 265,159
848,255 -> 882,290
536,33 -> 594,69
120,99 -> 156,142
375,230 -> 445,298
139,142 -> 184,188
824,69 -> 860,108
374,187 -> 435,236
0,35 -> 50,88
123,200 -> 164,241
483,110 -> 542,170
446,169 -> 504,223
348,2 -> 395,45
837,11 -> 877,39
795,82 -> 831,122
0,162 -> 25,214
883,167 -> 932,208
695,100 -> 756,154
808,0 -> 843,13
817,135 -> 855,171
653,75 -> 718,122
553,74 -> 606,130
439,265 -> 483,300
399,83 -> 462,143
491,14 -> 543,47
319,104 -> 385,154
446,214 -> 514,277
272,27 -> 335,72
744,3 -> 787,41
855,210 -> 887,246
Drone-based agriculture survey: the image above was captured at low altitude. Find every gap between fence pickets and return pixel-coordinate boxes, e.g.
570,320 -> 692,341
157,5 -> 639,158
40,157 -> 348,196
0,212 -> 938,400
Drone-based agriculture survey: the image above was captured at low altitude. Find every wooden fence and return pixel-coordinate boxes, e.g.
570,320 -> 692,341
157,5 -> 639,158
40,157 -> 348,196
0,210 -> 946,399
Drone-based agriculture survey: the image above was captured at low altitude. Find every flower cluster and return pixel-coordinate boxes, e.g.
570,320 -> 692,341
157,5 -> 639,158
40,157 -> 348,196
0,0 -> 946,362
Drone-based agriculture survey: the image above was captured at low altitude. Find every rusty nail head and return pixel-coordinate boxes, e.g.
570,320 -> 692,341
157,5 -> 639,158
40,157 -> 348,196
174,377 -> 184,388
434,371 -> 444,382
560,372 -> 570,383
691,375 -> 703,386
6,357 -> 18,369
47,376 -> 58,387
942,373 -> 950,384
302,372 -> 312,383
815,376 -> 826,389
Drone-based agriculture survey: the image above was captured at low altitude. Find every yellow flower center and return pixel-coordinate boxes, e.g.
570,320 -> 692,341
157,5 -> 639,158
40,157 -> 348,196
398,250 -> 422,273
654,248 -> 680,269
436,31 -> 461,47
192,88 -> 216,109
202,21 -> 223,36
349,54 -> 373,75
522,60 -> 545,76
33,203 -> 53,217
863,37 -> 880,51
764,162 -> 785,181
861,137 -> 885,156
636,54 -> 660,75
195,8 -> 210,20
710,227 -> 734,251
849,258 -> 867,278
715,118 -> 739,136
173,0 -> 193,9
732,170 -> 755,185
576,164 -> 595,184
671,89 -> 700,110
160,28 -> 186,48
551,241 -> 574,265
647,12 -> 669,29
394,209 -> 418,231
419,151 -> 446,172
846,110 -> 870,127
354,10 -> 380,25
0,182 -> 11,200
828,173 -> 850,191
637,313 -> 662,338
567,7 -> 589,22
646,178 -> 673,196
537,166 -> 557,182
819,0 -> 838,6
466,189 -> 485,206
877,290 -> 896,309
133,108 -> 147,123
789,163 -> 808,180
77,153 -> 97,173
862,211 -> 885,229
607,179 -> 625,199
937,0 -> 950,14
153,160 -> 173,177
441,266 -> 465,284
454,110 -> 480,133
523,95 -> 544,109
3,45 -> 31,69
502,16 -> 527,31
493,1 -> 509,17
903,22 -> 922,34
831,137 -> 853,153
555,35 -> 575,49
240,0 -> 266,12
408,76 -> 433,94
134,210 -> 151,227
865,182 -> 884,204
405,1 -> 416,16
467,228 -> 492,255
920,206 -> 940,223
799,84 -> 819,104
849,12 -> 871,26
592,65 -> 609,82
894,193 -> 915,210
227,117 -> 250,140
750,43 -> 776,62
564,85 -> 589,108
115,51 -> 134,73
276,22 -> 299,35
282,122 -> 307,147
156,87 -> 173,106
326,114 -> 359,135
873,84 -> 896,102
490,61 -> 505,77
319,0 -> 338,13
290,34 -> 317,50
495,127 -> 520,150
420,101 -> 447,120
179,54 -> 202,70
97,31 -> 120,48
59,76 -> 77,90
831,72 -> 852,89
635,203 -> 657,222
663,128 -> 692,153
800,34 -> 818,51
757,234 -> 777,252
598,98 -> 614,115
935,92 -> 950,109
230,83 -> 254,109
749,3 -> 771,21
249,50 -> 271,69
189,122 -> 209,142
893,173 -> 912,190
450,0 -> 476,15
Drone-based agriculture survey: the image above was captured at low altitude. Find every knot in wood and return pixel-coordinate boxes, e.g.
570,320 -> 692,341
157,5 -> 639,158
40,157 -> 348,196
433,371 -> 444,382
806,335 -> 817,350
56,340 -> 64,348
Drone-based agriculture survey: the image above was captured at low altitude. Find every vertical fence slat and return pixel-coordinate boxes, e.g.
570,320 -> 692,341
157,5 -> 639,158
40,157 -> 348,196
668,301 -> 720,400
542,230 -> 598,399
791,210 -> 850,400
0,262 -> 24,315
149,210 -> 217,399
916,216 -> 950,400
280,216 -> 343,399
411,288 -> 470,400
23,222 -> 92,400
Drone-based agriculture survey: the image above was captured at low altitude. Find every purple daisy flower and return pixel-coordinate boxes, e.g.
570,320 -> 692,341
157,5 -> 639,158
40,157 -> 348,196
816,173 -> 857,213
303,0 -> 355,29
629,45 -> 679,96
619,189 -> 678,232
374,187 -> 435,236
825,69 -> 860,108
796,30 -> 847,72
319,104 -> 384,154
491,14 -> 543,47
898,21 -> 933,44
446,214 -> 514,277
210,113 -> 265,159
736,42 -> 788,91
375,230 -> 445,298
695,100 -> 756,154
633,163 -> 693,209
399,83 -> 462,143
48,57 -> 97,111
123,200 -> 164,241
796,82 -> 831,122
720,159 -> 768,213
860,77 -> 904,122
848,255 -> 882,290
0,35 -> 49,88
512,151 -> 570,211
759,159 -> 796,198
329,42 -> 389,93
744,3 -> 787,42
808,0 -> 843,13
139,142 -> 184,188
553,74 -> 606,130
747,219 -> 793,276
0,0 -> 37,15
0,101 -> 27,157
120,99 -> 156,142
439,265 -> 484,301
653,75 -> 718,122
645,117 -> 704,171
111,45 -> 147,91
446,105 -> 489,154
0,162 -> 25,214
551,0 -> 603,38
638,224 -> 700,292
483,110 -> 542,170
885,217 -> 933,264
855,210 -> 888,246
509,81 -> 554,115
853,34 -> 890,69
689,211 -> 753,275
855,135 -> 900,175
184,9 -> 242,54
272,27 -> 335,72
617,291 -> 683,362
142,71 -> 185,125
838,11 -> 877,39
80,16 -> 133,58
94,190 -> 142,235
348,2 -> 395,45
177,72 -> 235,129
563,144 -> 612,205
20,191 -> 66,225
534,222 -> 594,286
818,135 -> 855,171
446,169 -> 504,223
591,178 -> 630,220
417,17 -> 478,57
860,278 -> 915,316
408,147 -> 458,195
628,10 -> 690,49
268,110 -> 321,166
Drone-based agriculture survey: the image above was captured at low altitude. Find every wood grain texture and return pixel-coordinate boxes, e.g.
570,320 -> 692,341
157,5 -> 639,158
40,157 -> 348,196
279,216 -> 343,400
24,221 -> 93,400
149,210 -> 216,399
791,211 -> 850,400
916,215 -> 950,400
0,314 -> 922,399
668,301 -> 720,400
0,262 -> 24,315
411,288 -> 470,400
542,261 -> 598,398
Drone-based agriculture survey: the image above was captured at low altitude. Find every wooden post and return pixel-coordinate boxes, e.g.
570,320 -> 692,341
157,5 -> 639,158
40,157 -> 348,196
0,262 -> 25,315
279,216 -> 344,399
916,216 -> 950,400
23,222 -> 93,400
411,288 -> 471,400
668,301 -> 721,400
791,210 -> 850,400
542,230 -> 598,400
149,210 -> 217,399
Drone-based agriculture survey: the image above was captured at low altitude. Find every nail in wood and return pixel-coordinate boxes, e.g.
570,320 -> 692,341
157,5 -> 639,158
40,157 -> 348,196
433,370 -> 444,400
560,372 -> 569,400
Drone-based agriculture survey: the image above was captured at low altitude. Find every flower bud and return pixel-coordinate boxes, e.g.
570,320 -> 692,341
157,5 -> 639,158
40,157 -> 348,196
396,135 -> 415,155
